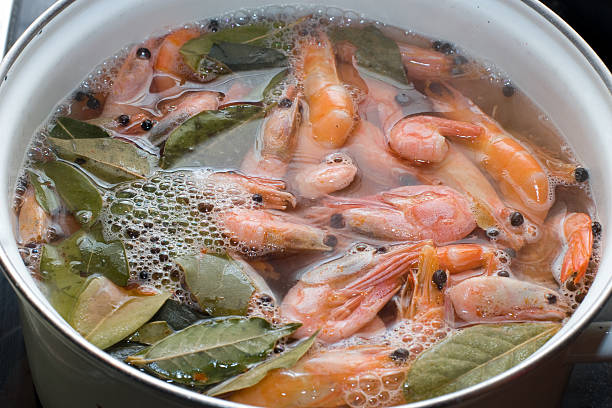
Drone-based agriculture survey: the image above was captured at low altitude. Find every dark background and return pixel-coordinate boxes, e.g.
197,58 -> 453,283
1,0 -> 611,407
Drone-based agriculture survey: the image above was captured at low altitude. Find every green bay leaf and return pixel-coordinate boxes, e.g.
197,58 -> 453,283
208,42 -> 287,71
107,341 -> 149,361
329,25 -> 408,84
48,137 -> 154,184
128,321 -> 175,345
40,161 -> 102,227
161,104 -> 264,169
403,323 -> 560,403
207,332 -> 317,396
71,275 -> 169,350
126,317 -> 300,386
50,117 -> 110,140
151,299 -> 209,331
179,254 -> 254,317
27,169 -> 61,214
180,23 -> 274,71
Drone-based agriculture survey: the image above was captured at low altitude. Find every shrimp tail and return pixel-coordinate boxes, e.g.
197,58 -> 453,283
560,213 -> 593,283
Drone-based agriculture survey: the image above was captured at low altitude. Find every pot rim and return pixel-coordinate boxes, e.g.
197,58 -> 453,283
1,1 -> 611,407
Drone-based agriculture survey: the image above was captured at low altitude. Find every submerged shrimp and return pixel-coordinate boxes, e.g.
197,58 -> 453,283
18,187 -> 50,245
424,81 -> 553,222
437,243 -> 505,275
388,115 -> 483,164
397,42 -> 479,80
559,212 -> 593,284
293,152 -> 358,199
219,208 -> 334,255
318,185 -> 475,244
282,242 -> 427,342
301,33 -> 356,148
448,276 -> 569,323
241,87 -> 302,179
230,345 -> 406,408
201,171 -> 296,210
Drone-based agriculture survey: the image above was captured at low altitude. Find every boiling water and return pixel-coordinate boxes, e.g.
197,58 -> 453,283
13,5 -> 601,406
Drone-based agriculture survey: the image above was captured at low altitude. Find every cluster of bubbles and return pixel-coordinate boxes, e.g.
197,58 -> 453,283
100,169 -> 263,304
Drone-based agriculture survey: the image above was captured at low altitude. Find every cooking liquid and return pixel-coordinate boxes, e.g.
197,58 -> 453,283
14,6 -> 600,407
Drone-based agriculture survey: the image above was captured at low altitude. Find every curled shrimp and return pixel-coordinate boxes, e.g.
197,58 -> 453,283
388,115 -> 483,163
559,212 -> 593,284
437,243 -> 505,275
423,81 -> 553,222
282,242 -> 427,342
397,42 -> 479,80
230,345 -> 406,408
301,32 -> 356,148
202,171 -> 296,210
219,209 -> 334,255
317,185 -> 475,245
241,87 -> 302,179
293,152 -> 358,199
448,276 -> 569,323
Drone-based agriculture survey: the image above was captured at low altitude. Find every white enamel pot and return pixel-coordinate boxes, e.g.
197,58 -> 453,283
1,1 -> 612,407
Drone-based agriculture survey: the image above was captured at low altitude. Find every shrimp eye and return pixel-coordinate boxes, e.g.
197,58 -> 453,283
502,81 -> 515,97
117,114 -> 130,126
390,348 -> 410,363
323,234 -> 338,248
432,269 -> 447,290
545,293 -> 557,304
509,211 -> 524,227
497,270 -> 510,278
136,47 -> 151,60
574,167 -> 589,183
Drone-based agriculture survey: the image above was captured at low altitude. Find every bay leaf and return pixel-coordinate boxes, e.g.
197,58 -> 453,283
403,323 -> 560,403
151,299 -> 209,331
28,168 -> 61,215
329,25 -> 408,85
179,254 -> 254,317
41,228 -> 130,287
180,23 -> 274,71
208,42 -> 287,71
50,116 -> 110,140
48,137 -> 153,184
107,341 -> 148,361
71,275 -> 169,350
126,317 -> 300,386
39,244 -> 87,321
207,332 -> 317,396
128,321 -> 175,345
40,161 -> 102,227
161,104 -> 264,169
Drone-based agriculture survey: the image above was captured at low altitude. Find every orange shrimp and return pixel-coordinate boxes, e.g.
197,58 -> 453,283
154,28 -> 201,81
301,33 -> 356,148
448,276 -> 569,323
241,88 -> 302,179
423,81 -> 553,222
436,244 -> 504,275
317,185 -> 476,245
559,212 -> 593,284
292,152 -> 358,199
18,187 -> 50,245
230,345 -> 406,408
388,115 -> 484,163
219,209 -> 334,255
397,43 -> 480,80
282,242 -> 428,342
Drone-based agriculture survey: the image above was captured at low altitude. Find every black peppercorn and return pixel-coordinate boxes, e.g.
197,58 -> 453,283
117,114 -> 130,126
136,47 -> 151,59
432,269 -> 447,290
395,92 -> 412,106
502,81 -> 515,97
440,42 -> 455,55
252,193 -> 263,203
574,167 -> 589,182
139,271 -> 149,280
390,348 -> 410,363
330,213 -> 345,229
141,119 -> 153,131
510,211 -> 524,227
86,96 -> 100,110
74,91 -> 87,101
497,270 -> 510,278
592,221 -> 602,236
208,19 -> 219,32
279,98 -> 293,108
432,40 -> 443,51
545,293 -> 557,304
